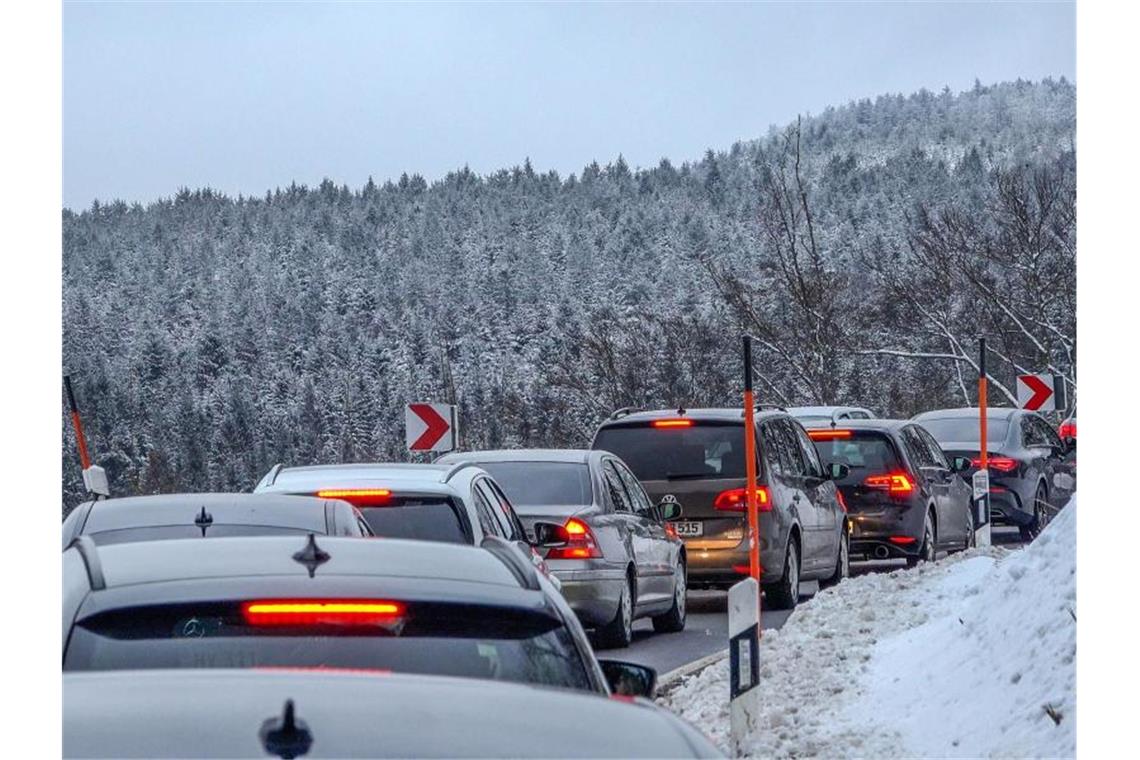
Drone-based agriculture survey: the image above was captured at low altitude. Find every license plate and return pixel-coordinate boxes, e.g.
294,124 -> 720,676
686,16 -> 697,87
674,521 -> 703,537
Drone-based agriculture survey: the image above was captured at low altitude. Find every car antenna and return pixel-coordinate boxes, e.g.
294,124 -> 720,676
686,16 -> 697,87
194,506 -> 213,537
259,699 -> 313,760
292,533 -> 331,578
677,406 -> 686,416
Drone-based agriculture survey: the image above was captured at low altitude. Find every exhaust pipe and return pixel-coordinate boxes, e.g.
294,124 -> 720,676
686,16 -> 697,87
873,545 -> 890,560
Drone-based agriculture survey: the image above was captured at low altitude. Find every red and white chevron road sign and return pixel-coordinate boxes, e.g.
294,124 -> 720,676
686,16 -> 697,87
1016,374 -> 1057,412
405,403 -> 457,452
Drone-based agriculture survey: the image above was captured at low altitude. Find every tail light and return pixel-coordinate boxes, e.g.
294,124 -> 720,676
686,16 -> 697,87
315,488 -> 392,506
888,535 -> 916,545
1058,421 -> 1076,439
546,518 -> 603,560
971,456 -> 1018,473
863,471 -> 916,495
836,490 -> 848,512
714,486 -> 772,512
242,600 -> 405,626
664,522 -> 679,540
807,429 -> 853,440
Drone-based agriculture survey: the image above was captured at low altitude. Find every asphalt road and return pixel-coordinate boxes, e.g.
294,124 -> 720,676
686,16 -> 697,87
619,526 -> 1027,675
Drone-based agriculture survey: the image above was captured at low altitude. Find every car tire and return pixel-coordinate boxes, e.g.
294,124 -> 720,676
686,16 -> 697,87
821,528 -> 849,587
595,574 -> 635,649
1020,483 -> 1049,542
652,560 -> 687,633
764,538 -> 800,610
906,512 -> 936,567
953,506 -> 975,553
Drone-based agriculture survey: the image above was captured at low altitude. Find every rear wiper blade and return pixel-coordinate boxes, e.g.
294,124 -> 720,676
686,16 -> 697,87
665,471 -> 715,480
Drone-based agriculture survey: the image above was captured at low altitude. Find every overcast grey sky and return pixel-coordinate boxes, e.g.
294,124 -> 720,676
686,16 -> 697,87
63,1 -> 1074,210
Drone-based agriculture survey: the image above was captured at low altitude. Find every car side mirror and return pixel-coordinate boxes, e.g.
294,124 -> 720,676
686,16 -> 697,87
598,659 -> 657,699
827,463 -> 849,481
951,456 -> 972,473
657,499 -> 683,521
530,522 -> 568,548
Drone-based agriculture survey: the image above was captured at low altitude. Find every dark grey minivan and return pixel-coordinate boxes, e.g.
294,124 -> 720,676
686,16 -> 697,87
591,408 -> 849,609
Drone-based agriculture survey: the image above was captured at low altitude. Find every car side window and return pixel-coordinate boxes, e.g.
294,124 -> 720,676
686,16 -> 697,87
789,420 -> 824,478
916,427 -> 950,469
602,461 -> 634,513
482,479 -> 526,541
614,461 -> 653,515
471,481 -> 504,538
760,421 -> 796,478
776,419 -> 807,477
902,427 -> 935,468
1020,416 -> 1048,447
1031,416 -> 1062,449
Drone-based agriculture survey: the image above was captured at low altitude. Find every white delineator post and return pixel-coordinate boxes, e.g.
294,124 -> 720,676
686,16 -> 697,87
729,577 -> 761,754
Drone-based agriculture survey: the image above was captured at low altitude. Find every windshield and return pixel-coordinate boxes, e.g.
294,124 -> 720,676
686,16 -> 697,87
64,602 -> 592,692
593,423 -> 753,481
919,417 -> 1010,445
357,499 -> 470,544
477,462 -> 592,508
812,432 -> 901,482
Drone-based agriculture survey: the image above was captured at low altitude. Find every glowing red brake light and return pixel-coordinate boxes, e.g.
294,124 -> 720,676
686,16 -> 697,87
652,419 -> 693,428
714,486 -> 772,512
315,488 -> 392,506
242,600 -> 405,626
808,429 -> 853,440
546,518 -> 603,560
971,456 -> 1018,473
863,472 -> 916,494
1058,421 -> 1076,439
836,490 -> 847,513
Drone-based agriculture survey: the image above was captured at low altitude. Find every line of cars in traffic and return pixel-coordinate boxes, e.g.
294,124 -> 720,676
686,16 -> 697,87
61,400 -> 1074,757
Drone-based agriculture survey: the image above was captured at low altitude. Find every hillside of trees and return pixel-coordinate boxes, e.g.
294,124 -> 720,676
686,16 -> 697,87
62,78 -> 1076,506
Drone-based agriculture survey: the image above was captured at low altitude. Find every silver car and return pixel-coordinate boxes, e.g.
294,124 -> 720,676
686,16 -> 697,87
436,449 -> 687,649
64,669 -> 723,758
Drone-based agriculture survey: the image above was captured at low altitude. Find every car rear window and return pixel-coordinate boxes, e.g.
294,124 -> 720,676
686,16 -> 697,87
811,432 -> 901,482
593,423 -> 752,481
919,417 -> 1010,445
64,602 -> 592,692
87,525 -> 315,546
357,498 -> 471,544
476,462 -> 592,509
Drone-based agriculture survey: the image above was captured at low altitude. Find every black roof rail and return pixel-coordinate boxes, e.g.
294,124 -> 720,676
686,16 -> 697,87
480,536 -> 541,591
68,535 -> 105,591
442,461 -> 481,482
608,407 -> 638,421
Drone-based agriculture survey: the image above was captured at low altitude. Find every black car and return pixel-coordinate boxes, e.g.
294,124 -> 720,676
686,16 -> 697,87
435,449 -> 687,648
61,492 -> 371,550
62,532 -> 656,698
65,669 -> 723,758
805,420 -> 975,563
591,408 -> 848,610
912,407 -> 1076,539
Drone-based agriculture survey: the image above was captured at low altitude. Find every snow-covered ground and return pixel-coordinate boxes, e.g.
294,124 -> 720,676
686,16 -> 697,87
661,499 -> 1076,758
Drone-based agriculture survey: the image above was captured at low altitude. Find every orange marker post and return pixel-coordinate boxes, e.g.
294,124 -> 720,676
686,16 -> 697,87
742,337 -> 762,587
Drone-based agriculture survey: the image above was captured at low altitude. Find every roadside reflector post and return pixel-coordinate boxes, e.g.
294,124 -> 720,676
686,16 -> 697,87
728,577 -> 761,754
65,374 -> 111,499
974,339 -> 992,547
741,336 -> 762,589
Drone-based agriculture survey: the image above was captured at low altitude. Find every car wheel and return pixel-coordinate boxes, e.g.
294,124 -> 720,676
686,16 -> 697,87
906,512 -> 936,567
595,574 -> 634,649
822,528 -> 849,587
952,505 -> 975,553
652,560 -> 687,633
1020,483 -> 1049,542
764,538 -> 799,610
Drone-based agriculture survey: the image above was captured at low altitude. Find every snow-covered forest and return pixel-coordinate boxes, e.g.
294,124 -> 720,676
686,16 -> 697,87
61,79 -> 1075,505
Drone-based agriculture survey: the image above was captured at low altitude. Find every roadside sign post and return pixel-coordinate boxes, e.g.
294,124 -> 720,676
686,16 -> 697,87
405,402 -> 458,454
975,340 -> 991,547
64,374 -> 110,499
728,577 -> 761,755
1016,373 -> 1065,413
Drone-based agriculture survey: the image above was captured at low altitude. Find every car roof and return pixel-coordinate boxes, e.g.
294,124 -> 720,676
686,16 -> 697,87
786,405 -> 872,415
79,493 -> 337,534
912,406 -> 1020,421
437,448 -> 594,465
799,418 -> 908,432
599,407 -> 785,425
70,534 -> 521,591
64,669 -> 719,758
259,463 -> 462,495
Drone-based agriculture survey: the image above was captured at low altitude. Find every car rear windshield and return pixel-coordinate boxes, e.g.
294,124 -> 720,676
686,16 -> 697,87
476,462 -> 592,509
87,525 -> 315,546
811,432 -> 901,482
64,602 -> 592,692
593,423 -> 751,481
357,498 -> 471,544
919,417 -> 1010,445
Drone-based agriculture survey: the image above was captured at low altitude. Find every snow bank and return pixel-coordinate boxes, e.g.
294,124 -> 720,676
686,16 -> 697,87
661,501 -> 1076,758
